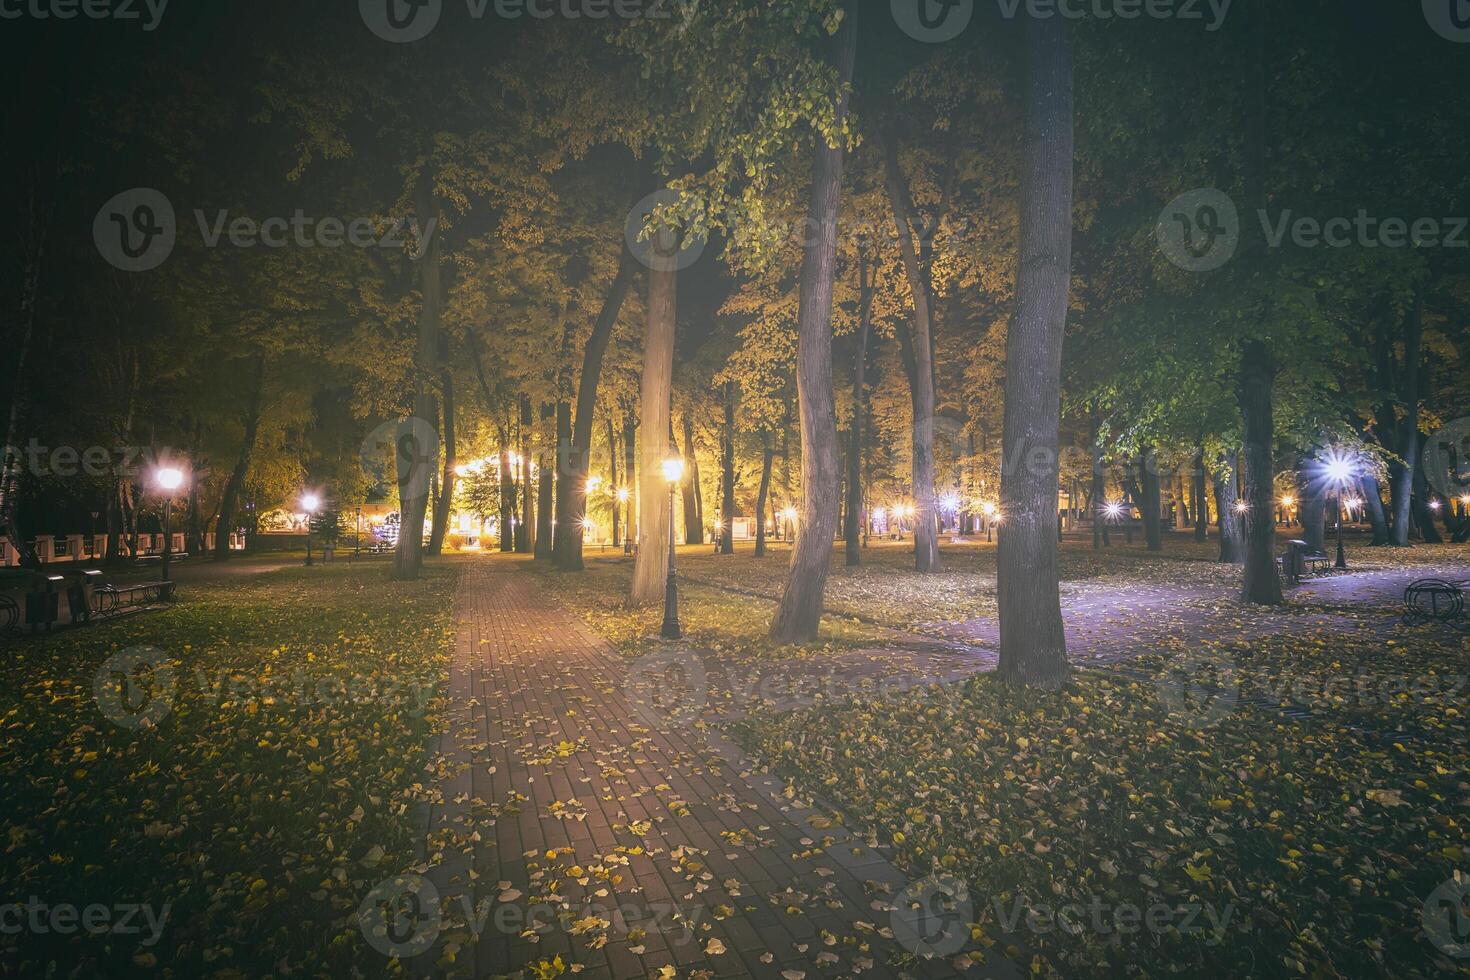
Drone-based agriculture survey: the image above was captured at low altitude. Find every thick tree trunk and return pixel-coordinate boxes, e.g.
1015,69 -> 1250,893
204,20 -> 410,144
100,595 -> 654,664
428,369 -> 457,557
997,13 -> 1073,689
393,171 -> 443,580
1411,431 -> 1444,543
629,230 -> 678,604
1236,341 -> 1283,604
769,7 -> 856,642
1,236 -> 43,570
213,354 -> 266,561
718,385 -> 736,554
884,134 -> 941,573
755,432 -> 774,558
1137,450 -> 1162,551
682,414 -> 704,547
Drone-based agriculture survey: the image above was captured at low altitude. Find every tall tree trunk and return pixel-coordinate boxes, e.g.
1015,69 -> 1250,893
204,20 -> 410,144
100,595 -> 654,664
1137,450 -> 1163,551
1297,454 -> 1326,554
769,7 -> 856,642
1389,299 -> 1423,546
1237,341 -> 1283,604
213,354 -> 266,561
608,416 -> 621,548
538,405 -> 563,561
718,385 -> 736,554
1361,471 -> 1389,545
1411,431 -> 1444,543
499,444 -> 515,552
623,417 -> 637,550
845,257 -> 872,566
1192,448 -> 1208,542
428,368 -> 457,557
393,171 -> 443,580
996,12 -> 1072,689
883,134 -> 941,574
755,432 -> 774,558
555,249 -> 637,569
683,414 -> 704,547
629,221 -> 678,604
1,219 -> 43,570
1213,455 -> 1243,563
1090,407 -> 1105,550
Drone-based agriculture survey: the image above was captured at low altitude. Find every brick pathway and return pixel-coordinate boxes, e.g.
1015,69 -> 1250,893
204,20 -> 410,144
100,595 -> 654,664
416,565 -> 1008,980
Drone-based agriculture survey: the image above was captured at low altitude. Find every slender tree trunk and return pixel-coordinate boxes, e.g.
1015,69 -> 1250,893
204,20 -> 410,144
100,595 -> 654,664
538,405 -> 563,561
1213,455 -> 1244,563
755,432 -> 774,558
1090,408 -> 1105,550
996,12 -> 1072,689
213,354 -> 266,561
499,444 -> 515,552
1237,341 -> 1283,604
718,385 -> 736,554
393,171 -> 443,580
1361,471 -> 1389,545
428,369 -> 457,556
1411,431 -> 1443,543
1192,448 -> 1208,541
1389,299 -> 1423,546
1,239 -> 42,570
845,260 -> 872,566
608,416 -> 621,547
769,7 -> 856,642
1138,450 -> 1163,551
683,414 -> 704,546
629,221 -> 678,604
1297,454 -> 1326,554
624,417 -> 637,550
555,250 -> 636,569
884,134 -> 941,573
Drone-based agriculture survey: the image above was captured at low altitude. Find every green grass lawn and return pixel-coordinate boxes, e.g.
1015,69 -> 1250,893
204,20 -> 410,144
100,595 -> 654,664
733,630 -> 1470,978
0,559 -> 459,977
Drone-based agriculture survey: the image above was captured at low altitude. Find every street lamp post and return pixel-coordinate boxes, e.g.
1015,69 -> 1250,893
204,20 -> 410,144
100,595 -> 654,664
660,456 -> 684,640
302,493 -> 322,567
1322,451 -> 1355,570
154,467 -> 185,582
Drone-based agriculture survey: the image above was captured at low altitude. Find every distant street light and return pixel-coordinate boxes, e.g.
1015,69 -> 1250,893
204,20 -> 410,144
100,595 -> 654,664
302,492 -> 322,567
660,455 -> 684,640
1318,449 -> 1356,570
154,466 -> 186,582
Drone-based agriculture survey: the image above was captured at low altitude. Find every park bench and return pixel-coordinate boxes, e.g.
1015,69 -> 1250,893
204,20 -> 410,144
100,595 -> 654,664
1278,539 -> 1332,584
95,580 -> 177,615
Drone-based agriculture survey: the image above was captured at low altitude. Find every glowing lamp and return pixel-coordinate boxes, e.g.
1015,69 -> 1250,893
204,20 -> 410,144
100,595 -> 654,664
616,487 -> 631,502
661,456 -> 685,485
302,493 -> 322,513
155,467 -> 185,492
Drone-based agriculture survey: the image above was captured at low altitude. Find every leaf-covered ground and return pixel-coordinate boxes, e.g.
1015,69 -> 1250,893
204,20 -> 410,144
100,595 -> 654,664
0,560 -> 458,977
733,625 -> 1470,978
